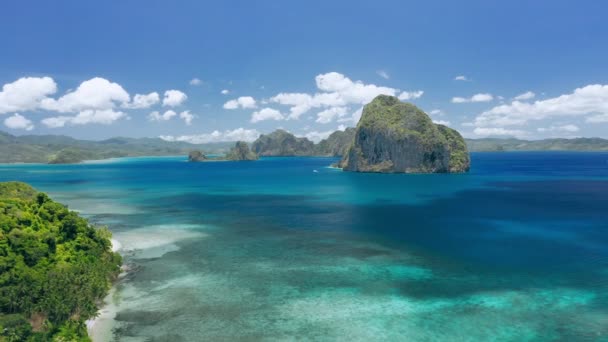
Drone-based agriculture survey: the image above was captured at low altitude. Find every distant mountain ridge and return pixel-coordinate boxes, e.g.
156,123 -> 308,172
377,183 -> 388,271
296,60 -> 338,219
0,131 -> 232,164
0,129 -> 357,164
3,130 -> 608,164
465,137 -> 608,152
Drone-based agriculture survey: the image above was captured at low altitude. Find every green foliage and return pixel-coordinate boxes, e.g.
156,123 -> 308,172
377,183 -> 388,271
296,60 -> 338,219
358,96 -> 436,137
251,130 -> 316,156
0,182 -> 121,341
0,314 -> 33,341
0,182 -> 38,201
48,148 -> 94,164
437,125 -> 471,172
357,95 -> 449,150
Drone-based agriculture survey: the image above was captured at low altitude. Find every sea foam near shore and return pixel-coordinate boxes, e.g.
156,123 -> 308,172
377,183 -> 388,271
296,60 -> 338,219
87,224 -> 209,341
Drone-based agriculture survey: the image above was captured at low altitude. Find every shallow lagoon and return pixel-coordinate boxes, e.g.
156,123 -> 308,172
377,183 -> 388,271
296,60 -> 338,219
2,152 -> 608,341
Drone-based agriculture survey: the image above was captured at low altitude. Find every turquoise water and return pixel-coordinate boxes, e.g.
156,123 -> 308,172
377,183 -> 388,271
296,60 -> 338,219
1,152 -> 608,341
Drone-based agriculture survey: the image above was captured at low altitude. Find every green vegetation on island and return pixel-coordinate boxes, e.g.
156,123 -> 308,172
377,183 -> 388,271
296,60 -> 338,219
437,125 -> 471,172
250,128 -> 356,157
0,182 -> 122,341
251,129 -> 315,156
339,95 -> 470,173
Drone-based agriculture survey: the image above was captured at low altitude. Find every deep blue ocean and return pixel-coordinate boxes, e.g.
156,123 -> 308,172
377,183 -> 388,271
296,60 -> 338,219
1,152 -> 607,341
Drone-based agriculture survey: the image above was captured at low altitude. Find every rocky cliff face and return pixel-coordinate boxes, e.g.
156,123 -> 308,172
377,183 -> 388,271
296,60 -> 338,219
252,129 -> 315,156
339,95 -> 470,173
226,141 -> 259,161
315,128 -> 355,156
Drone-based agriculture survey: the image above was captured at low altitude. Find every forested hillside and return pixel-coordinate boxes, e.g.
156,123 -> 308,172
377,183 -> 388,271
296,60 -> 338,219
0,182 -> 121,341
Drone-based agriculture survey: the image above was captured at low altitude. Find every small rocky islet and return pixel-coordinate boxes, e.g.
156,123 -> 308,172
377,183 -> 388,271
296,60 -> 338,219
188,141 -> 259,162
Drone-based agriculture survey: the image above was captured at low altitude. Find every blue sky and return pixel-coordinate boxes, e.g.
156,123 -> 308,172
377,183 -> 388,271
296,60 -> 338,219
1,0 -> 608,142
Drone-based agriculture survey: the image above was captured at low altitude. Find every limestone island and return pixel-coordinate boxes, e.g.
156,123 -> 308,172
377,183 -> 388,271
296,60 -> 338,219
251,129 -> 315,156
249,128 -> 356,157
188,141 -> 258,162
338,95 -> 470,173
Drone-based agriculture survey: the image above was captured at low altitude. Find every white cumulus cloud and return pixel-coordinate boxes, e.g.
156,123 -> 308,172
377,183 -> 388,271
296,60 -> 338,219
160,128 -> 261,144
179,110 -> 195,125
162,90 -> 188,107
315,72 -> 397,103
149,109 -> 194,125
0,76 -> 57,114
149,110 -> 177,122
344,107 -> 364,124
474,84 -> 608,128
0,76 -> 194,128
42,109 -> 126,128
513,91 -> 535,101
189,78 -> 202,86
454,75 -> 469,81
4,113 -> 34,131
269,72 -> 422,120
316,106 -> 348,124
251,108 -> 284,123
473,127 -> 528,138
124,92 -> 160,109
223,96 -> 257,109
301,125 -> 347,143
41,77 -> 130,112
452,93 -> 494,103
221,89 -> 229,95
398,90 -> 424,101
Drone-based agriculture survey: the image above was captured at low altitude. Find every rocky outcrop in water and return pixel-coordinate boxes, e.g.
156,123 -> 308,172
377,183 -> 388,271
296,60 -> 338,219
188,151 -> 207,162
339,95 -> 470,173
226,141 -> 259,161
251,129 -> 315,156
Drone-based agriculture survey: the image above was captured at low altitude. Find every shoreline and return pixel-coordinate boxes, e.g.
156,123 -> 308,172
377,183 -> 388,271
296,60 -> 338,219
86,287 -> 119,342
86,238 -> 123,341
3,150 -> 607,166
0,154 -> 341,166
0,155 -> 186,166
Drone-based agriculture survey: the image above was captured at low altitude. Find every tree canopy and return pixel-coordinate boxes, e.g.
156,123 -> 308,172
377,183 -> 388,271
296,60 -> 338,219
0,182 -> 121,341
